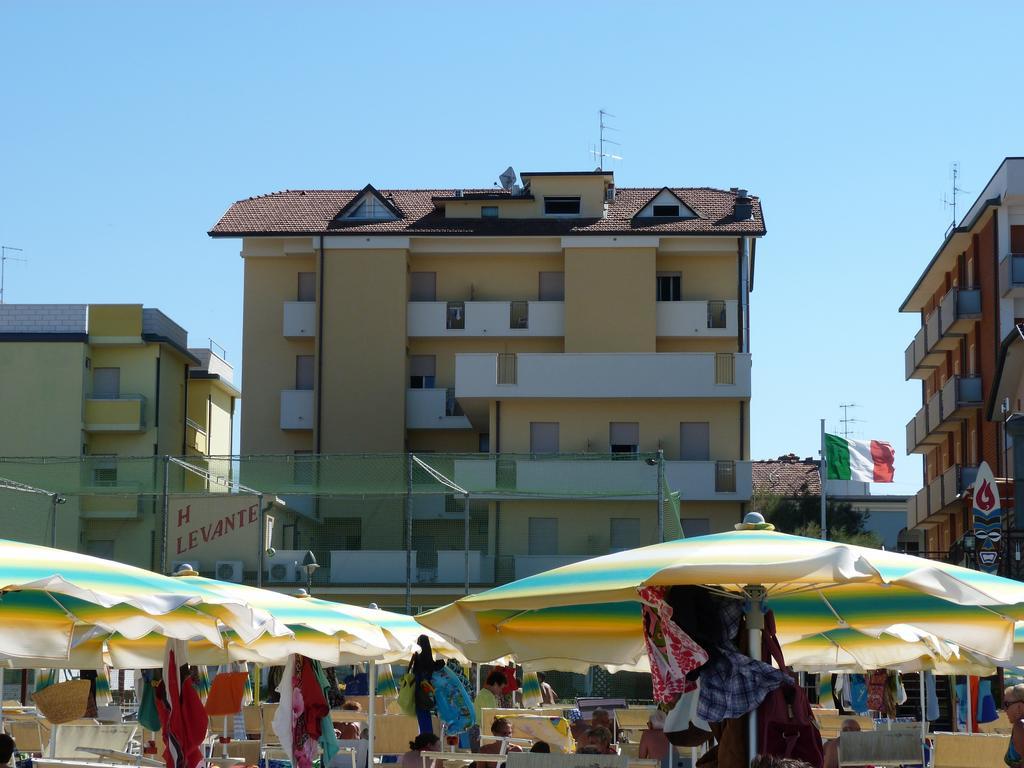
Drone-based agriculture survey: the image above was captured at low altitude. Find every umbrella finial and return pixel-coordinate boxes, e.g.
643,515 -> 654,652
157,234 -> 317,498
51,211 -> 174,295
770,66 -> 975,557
171,564 -> 199,577
735,511 -> 775,531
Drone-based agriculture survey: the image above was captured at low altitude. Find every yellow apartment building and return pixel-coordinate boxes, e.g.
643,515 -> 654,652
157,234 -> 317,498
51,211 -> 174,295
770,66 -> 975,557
0,303 -> 239,568
211,168 -> 765,609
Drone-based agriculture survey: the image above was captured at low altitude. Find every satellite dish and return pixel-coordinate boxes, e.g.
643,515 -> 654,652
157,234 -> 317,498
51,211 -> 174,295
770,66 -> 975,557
499,167 -> 517,191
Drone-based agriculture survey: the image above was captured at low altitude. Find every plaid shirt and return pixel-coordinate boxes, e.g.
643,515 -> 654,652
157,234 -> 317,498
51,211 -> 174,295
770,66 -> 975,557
696,596 -> 788,723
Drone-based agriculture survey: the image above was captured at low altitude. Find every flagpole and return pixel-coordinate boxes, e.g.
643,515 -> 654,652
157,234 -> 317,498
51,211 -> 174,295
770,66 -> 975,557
820,418 -> 828,540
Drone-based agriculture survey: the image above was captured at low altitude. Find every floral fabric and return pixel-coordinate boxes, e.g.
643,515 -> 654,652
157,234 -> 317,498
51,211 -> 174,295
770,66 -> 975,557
638,585 -> 709,704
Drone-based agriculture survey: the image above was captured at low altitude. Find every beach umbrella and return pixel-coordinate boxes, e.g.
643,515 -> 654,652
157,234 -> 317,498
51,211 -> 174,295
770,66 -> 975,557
419,526 -> 1024,665
0,539 -> 287,662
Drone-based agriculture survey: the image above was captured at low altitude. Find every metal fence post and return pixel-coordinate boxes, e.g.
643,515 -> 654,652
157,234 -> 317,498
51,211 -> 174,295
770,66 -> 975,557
656,449 -> 665,542
160,455 -> 170,573
463,493 -> 471,595
405,453 -> 413,614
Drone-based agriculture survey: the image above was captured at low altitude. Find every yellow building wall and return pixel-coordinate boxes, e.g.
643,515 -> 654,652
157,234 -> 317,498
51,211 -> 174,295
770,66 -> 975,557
157,348 -> 189,456
86,345 -> 159,456
678,501 -> 745,534
320,247 -> 407,452
186,380 -> 235,456
495,399 -> 742,460
656,253 -> 737,300
495,499 -> 658,556
409,253 -> 563,301
0,342 -> 86,456
407,431 -> 480,453
240,249 -> 315,455
88,304 -> 143,339
564,247 -> 656,352
443,174 -> 609,219
83,518 -> 155,570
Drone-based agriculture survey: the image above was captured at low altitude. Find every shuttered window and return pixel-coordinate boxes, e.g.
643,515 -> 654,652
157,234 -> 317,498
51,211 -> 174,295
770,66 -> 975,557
295,355 -> 314,390
530,422 -> 559,454
410,355 -> 436,389
679,422 -> 710,461
609,422 -> 639,454
610,518 -> 641,550
538,272 -> 565,301
409,272 -> 437,301
297,272 -> 316,301
528,518 -> 558,555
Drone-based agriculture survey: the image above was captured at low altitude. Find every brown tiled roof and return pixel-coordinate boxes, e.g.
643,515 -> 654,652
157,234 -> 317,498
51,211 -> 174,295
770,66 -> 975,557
209,186 -> 765,238
752,455 -> 821,497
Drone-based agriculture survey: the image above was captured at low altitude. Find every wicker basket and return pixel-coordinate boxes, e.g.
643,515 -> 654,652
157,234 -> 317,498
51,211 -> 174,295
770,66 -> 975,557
33,679 -> 91,724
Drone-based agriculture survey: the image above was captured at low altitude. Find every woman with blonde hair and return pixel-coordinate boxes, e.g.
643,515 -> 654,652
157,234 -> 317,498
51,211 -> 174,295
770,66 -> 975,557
1004,684 -> 1024,767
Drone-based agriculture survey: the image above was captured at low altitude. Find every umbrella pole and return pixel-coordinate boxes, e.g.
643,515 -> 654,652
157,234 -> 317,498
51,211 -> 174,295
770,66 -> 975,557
743,585 -> 767,763
919,671 -> 926,740
368,660 -> 377,768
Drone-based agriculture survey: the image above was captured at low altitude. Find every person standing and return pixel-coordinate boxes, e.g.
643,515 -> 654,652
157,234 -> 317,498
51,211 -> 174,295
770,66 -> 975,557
538,673 -> 557,705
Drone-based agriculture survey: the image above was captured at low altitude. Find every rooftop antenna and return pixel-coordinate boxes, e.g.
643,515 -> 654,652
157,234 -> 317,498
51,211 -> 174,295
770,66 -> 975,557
942,162 -> 966,236
0,246 -> 26,305
590,109 -> 622,169
838,402 -> 862,439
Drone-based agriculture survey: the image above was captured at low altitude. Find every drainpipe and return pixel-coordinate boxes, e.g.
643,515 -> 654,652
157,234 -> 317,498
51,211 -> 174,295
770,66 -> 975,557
315,235 -> 325,453
739,237 -> 751,353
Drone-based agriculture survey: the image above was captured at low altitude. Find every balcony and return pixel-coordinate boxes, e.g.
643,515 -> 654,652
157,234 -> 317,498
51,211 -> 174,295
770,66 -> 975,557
280,389 -> 314,430
513,555 -> 588,580
908,463 -> 978,527
455,352 -> 751,400
83,395 -> 146,433
449,458 -> 752,501
1001,254 -> 1024,298
905,376 -> 982,453
80,495 -> 141,520
283,301 -> 316,338
407,301 -> 564,337
904,288 -> 981,380
656,300 -> 738,337
406,388 -> 472,429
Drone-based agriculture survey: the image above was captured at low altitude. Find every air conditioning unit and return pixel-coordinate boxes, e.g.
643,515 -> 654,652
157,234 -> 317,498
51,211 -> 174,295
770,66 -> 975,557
265,550 -> 307,583
215,560 -> 244,583
171,560 -> 198,574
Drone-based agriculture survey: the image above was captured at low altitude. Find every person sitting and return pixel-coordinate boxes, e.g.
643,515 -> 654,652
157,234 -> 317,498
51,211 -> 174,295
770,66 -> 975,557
577,745 -> 602,755
334,701 -> 363,740
590,708 -> 616,742
530,741 -> 551,754
585,725 -> 617,755
638,710 -> 669,760
750,756 -> 814,768
402,733 -> 440,768
0,734 -> 15,767
1004,685 -> 1024,768
822,718 -> 861,768
477,717 -> 523,768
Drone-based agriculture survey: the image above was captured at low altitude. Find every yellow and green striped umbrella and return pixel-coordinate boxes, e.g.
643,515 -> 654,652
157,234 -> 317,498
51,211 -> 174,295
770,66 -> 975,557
419,528 -> 1024,668
0,539 -> 289,661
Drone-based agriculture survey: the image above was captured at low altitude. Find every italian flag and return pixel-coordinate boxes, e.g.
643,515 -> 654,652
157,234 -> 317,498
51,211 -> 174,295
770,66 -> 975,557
824,433 -> 896,483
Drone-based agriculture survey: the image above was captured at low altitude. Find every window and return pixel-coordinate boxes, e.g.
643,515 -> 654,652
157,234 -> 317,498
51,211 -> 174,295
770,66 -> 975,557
333,518 -> 363,549
530,422 -> 559,454
679,422 -> 710,461
297,272 -> 316,302
538,272 -> 565,301
92,455 -> 117,487
681,518 -> 711,538
528,517 -> 558,555
652,204 -> 680,217
345,196 -> 394,220
410,272 -> 437,301
410,355 -> 436,389
93,368 -> 120,399
295,355 -> 314,390
656,272 -> 681,302
610,518 -> 641,551
481,206 -> 499,218
707,300 -> 727,329
510,300 -> 529,329
293,450 -> 314,485
544,197 -> 581,215
478,433 -> 490,453
446,301 -> 465,330
85,540 -> 115,559
715,460 -> 736,492
610,422 -> 639,456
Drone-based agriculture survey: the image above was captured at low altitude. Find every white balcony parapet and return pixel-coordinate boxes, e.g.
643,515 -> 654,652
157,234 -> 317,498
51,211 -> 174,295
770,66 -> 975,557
408,301 -> 564,337
283,301 -> 316,338
450,458 -> 753,501
656,300 -> 737,337
330,550 -> 413,584
406,388 -> 472,429
514,555 -> 589,580
280,389 -> 314,430
455,352 -> 751,399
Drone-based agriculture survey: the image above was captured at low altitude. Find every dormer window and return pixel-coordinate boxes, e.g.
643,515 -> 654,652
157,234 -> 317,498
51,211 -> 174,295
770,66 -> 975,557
635,188 -> 697,220
335,184 -> 401,222
346,197 -> 389,219
544,197 -> 581,215
481,206 -> 499,218
652,204 -> 680,217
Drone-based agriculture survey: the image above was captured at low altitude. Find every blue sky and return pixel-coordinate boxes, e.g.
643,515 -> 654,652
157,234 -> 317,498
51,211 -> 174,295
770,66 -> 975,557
2,1 -> 1019,494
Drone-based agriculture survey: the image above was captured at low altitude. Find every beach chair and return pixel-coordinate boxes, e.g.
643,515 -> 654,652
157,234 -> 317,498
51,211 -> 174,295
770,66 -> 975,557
243,706 -> 263,740
8,719 -> 49,754
837,730 -> 922,767
50,723 -> 138,759
225,739 -> 261,765
506,752 -> 627,768
372,714 -> 439,756
932,732 -> 1010,768
613,708 -> 655,745
332,740 -> 366,768
980,711 -> 1013,735
480,708 -> 564,736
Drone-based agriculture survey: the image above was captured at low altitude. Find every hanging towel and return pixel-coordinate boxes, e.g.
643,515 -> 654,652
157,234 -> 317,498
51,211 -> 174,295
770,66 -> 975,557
271,656 -> 296,763
293,655 -> 330,768
924,672 -> 939,722
193,666 -> 211,704
138,671 -> 163,733
312,659 -> 340,763
521,671 -> 543,709
638,586 -> 708,705
849,674 -> 868,714
978,679 -> 998,723
94,667 -> 113,706
895,673 -> 908,706
867,670 -> 887,713
204,672 -> 249,717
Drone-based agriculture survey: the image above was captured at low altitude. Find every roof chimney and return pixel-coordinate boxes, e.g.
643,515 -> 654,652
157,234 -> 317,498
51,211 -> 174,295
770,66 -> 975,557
733,189 -> 753,221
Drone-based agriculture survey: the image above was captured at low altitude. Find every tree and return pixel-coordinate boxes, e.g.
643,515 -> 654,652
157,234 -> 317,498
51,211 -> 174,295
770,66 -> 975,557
754,482 -> 882,548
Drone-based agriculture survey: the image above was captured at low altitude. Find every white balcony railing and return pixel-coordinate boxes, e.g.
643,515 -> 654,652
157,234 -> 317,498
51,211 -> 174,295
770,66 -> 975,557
455,352 -> 751,399
329,550 -> 412,584
450,458 -> 753,501
280,389 -> 314,430
656,300 -> 737,337
408,301 -> 564,337
283,301 -> 316,338
406,388 -> 472,429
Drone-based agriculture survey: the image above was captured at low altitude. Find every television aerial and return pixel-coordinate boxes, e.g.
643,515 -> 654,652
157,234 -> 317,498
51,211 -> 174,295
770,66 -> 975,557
498,167 -> 517,191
